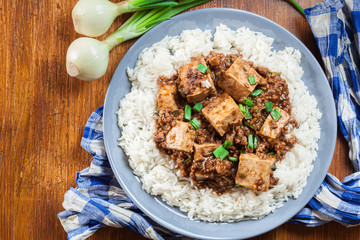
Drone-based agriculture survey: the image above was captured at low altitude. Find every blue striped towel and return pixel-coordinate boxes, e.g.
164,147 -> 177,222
58,0 -> 360,239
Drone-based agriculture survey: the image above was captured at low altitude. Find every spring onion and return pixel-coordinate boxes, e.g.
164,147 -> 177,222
271,165 -> 277,171
286,0 -> 305,16
269,151 -> 274,155
67,0 -> 211,81
244,121 -> 255,129
265,102 -> 273,112
270,108 -> 282,121
72,0 -> 178,37
189,118 -> 201,130
179,87 -> 186,98
244,98 -> 254,107
228,157 -> 238,162
184,157 -> 191,163
223,140 -> 233,149
197,63 -> 208,74
253,135 -> 258,149
184,105 -> 191,120
239,104 -> 252,119
193,102 -> 203,112
213,145 -> 229,159
248,75 -> 256,85
250,89 -> 263,96
248,134 -> 253,149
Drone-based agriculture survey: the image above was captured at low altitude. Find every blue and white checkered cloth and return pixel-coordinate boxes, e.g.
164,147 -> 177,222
58,0 -> 360,239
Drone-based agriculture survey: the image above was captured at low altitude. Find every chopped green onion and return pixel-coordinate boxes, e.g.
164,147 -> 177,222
269,151 -> 274,155
189,118 -> 201,130
234,184 -> 241,188
239,104 -> 252,119
271,165 -> 277,171
250,89 -> 263,96
270,108 -> 282,121
179,87 -> 186,98
240,150 -> 245,154
265,102 -> 273,112
184,105 -> 191,120
156,105 -> 159,113
184,157 -> 191,163
253,135 -> 258,149
193,102 -> 203,112
223,140 -> 233,149
213,145 -> 229,159
197,64 -> 208,74
228,157 -> 238,162
244,121 -> 255,129
244,99 -> 254,107
248,134 -> 254,149
248,75 -> 256,85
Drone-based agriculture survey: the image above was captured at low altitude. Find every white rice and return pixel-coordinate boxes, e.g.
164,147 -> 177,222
117,24 -> 322,222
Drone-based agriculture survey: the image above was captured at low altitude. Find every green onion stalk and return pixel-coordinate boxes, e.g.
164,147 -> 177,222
72,0 -> 178,37
67,0 -> 211,81
285,0 -> 305,16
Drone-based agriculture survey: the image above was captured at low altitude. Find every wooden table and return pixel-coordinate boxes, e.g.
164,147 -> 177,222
1,0 -> 359,239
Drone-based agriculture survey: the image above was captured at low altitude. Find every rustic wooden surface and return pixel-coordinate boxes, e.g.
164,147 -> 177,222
1,0 -> 359,239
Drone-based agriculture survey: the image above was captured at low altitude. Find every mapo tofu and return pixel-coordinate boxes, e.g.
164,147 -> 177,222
154,51 -> 297,195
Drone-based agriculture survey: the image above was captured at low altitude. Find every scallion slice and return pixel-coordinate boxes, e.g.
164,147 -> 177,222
184,157 -> 191,163
270,108 -> 282,121
213,145 -> 229,159
193,102 -> 203,112
197,63 -> 208,74
250,89 -> 263,96
244,121 -> 255,129
179,87 -> 186,98
228,157 -> 238,162
269,151 -> 274,155
244,99 -> 254,107
223,140 -> 233,149
248,75 -> 256,85
184,105 -> 191,120
271,165 -> 277,171
189,118 -> 201,130
265,102 -> 273,112
248,134 -> 254,149
253,135 -> 258,149
239,104 -> 252,119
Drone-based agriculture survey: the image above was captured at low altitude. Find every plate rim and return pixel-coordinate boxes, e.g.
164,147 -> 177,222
104,8 -> 337,239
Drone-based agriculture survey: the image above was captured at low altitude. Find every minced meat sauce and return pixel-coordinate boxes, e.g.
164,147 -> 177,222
154,51 -> 298,195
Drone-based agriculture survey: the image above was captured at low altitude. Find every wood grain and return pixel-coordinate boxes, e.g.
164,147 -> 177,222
0,0 -> 359,239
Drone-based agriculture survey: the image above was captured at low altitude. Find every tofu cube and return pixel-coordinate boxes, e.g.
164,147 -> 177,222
202,92 -> 244,136
259,108 -> 291,140
218,57 -> 263,101
157,84 -> 178,115
165,121 -> 195,152
178,57 -> 216,103
194,143 -> 220,156
235,154 -> 276,192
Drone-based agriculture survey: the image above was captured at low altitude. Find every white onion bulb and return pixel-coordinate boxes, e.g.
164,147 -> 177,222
72,0 -> 122,37
66,37 -> 110,81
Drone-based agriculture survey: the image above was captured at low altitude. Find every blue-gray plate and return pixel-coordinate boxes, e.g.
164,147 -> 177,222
103,8 -> 336,240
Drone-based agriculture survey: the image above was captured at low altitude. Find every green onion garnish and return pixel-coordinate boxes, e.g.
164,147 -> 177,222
239,104 -> 252,119
250,89 -> 263,96
193,102 -> 203,112
248,134 -> 254,149
244,99 -> 254,107
228,157 -> 238,162
271,165 -> 277,171
248,75 -> 256,85
184,157 -> 191,163
184,105 -> 191,120
179,87 -> 186,98
253,135 -> 258,149
269,151 -> 274,155
197,63 -> 208,74
213,145 -> 229,159
223,140 -> 233,149
265,102 -> 273,112
244,121 -> 255,129
240,150 -> 245,154
270,108 -> 282,121
189,118 -> 201,130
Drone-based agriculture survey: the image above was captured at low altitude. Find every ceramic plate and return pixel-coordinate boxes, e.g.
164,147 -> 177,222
103,8 -> 336,239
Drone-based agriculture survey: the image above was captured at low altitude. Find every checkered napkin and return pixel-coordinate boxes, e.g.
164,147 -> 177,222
58,0 -> 360,239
